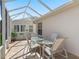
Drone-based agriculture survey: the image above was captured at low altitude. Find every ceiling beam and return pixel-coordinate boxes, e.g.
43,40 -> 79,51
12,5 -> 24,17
22,0 -> 31,19
8,6 -> 26,12
11,15 -> 19,19
10,12 -> 24,17
8,0 -> 31,12
28,6 -> 42,16
25,12 -> 34,18
3,0 -> 15,2
25,12 -> 39,21
38,0 -> 52,11
11,13 -> 23,20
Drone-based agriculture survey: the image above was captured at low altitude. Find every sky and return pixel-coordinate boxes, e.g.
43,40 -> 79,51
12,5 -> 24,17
0,0 -> 72,20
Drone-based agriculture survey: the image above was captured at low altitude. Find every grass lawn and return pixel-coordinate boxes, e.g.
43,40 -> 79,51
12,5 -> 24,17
0,33 -> 2,46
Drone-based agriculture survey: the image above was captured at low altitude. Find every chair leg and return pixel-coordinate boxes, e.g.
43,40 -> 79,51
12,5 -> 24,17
51,51 -> 55,59
63,48 -> 68,59
51,54 -> 55,59
58,48 -> 68,59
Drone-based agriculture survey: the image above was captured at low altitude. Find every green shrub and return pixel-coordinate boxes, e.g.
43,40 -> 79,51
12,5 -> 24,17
11,32 -> 17,42
11,32 -> 17,38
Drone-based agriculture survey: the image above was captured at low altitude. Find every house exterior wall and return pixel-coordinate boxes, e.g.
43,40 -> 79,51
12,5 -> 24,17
12,19 -> 37,40
38,5 -> 79,57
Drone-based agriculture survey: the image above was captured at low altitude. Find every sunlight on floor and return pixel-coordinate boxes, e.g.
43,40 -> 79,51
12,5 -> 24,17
5,40 -> 30,59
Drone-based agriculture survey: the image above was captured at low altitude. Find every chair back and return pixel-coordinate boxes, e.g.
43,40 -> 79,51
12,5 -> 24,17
31,33 -> 38,37
52,38 -> 64,52
25,32 -> 31,50
50,32 -> 60,42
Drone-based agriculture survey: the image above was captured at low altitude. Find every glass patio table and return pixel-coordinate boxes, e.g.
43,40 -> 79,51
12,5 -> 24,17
37,38 -> 53,58
31,36 -> 53,59
30,37 -> 43,48
31,36 -> 53,46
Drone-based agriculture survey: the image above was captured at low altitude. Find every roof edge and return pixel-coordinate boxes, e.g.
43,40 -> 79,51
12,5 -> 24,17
36,0 -> 79,22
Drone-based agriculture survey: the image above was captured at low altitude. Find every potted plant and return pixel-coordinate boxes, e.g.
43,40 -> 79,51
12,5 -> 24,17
11,32 -> 17,42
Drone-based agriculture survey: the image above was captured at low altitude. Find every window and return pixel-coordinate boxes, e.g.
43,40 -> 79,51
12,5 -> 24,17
26,25 -> 29,32
14,25 -> 19,32
21,25 -> 25,32
29,25 -> 33,32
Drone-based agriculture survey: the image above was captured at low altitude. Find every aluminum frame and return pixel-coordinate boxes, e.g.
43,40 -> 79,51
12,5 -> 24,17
25,12 -> 34,18
28,6 -> 42,16
10,11 -> 24,17
3,0 -> 15,2
8,6 -> 26,12
38,0 -> 52,11
6,0 -> 53,20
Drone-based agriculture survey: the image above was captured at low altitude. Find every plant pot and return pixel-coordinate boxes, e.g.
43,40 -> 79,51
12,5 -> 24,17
11,38 -> 16,42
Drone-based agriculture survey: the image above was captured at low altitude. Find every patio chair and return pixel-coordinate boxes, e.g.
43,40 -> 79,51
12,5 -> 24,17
24,33 -> 42,59
13,33 -> 43,59
31,32 -> 38,37
45,32 -> 61,47
44,38 -> 68,59
50,32 -> 61,42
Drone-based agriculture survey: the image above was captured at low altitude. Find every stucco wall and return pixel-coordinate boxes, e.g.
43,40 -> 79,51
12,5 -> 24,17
41,5 -> 79,56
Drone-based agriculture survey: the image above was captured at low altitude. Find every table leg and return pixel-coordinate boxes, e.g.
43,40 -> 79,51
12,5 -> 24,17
42,44 -> 45,59
40,46 -> 42,59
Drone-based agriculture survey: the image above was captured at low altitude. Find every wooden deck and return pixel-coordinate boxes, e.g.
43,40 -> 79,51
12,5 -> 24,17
5,40 -> 79,59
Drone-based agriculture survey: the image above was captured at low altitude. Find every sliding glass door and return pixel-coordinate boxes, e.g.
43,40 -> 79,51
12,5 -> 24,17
38,23 -> 42,35
5,9 -> 7,40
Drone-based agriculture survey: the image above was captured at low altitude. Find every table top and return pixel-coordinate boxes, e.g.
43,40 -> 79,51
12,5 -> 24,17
38,40 -> 53,45
31,37 -> 53,45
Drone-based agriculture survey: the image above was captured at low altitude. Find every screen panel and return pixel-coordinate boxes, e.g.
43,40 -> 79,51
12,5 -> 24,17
0,0 -> 2,46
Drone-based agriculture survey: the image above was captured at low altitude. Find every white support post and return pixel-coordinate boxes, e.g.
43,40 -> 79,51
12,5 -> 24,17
2,0 -> 6,59
7,13 -> 11,48
2,0 -> 6,47
9,18 -> 12,44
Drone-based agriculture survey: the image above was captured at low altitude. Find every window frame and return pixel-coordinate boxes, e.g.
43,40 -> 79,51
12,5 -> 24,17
14,25 -> 19,32
29,25 -> 33,32
21,25 -> 26,32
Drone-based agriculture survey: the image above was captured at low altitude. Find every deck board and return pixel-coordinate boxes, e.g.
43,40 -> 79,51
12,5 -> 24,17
5,40 -> 79,59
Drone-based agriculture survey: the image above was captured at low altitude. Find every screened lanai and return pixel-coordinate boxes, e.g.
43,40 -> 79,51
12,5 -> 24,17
2,0 -> 79,59
4,0 -> 73,50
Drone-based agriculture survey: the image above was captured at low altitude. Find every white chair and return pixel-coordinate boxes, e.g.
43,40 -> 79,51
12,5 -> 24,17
31,32 -> 38,37
50,32 -> 60,42
44,38 -> 68,59
25,33 -> 42,59
13,33 -> 42,59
